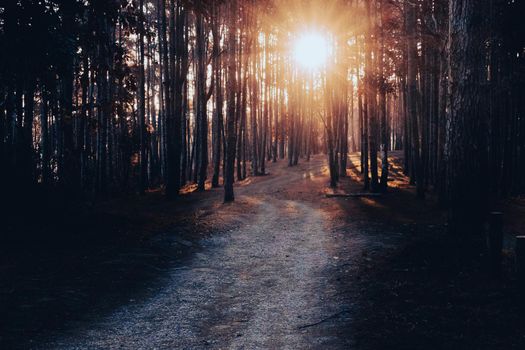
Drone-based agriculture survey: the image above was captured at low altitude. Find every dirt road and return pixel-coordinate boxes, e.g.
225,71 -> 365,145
5,154 -> 520,350
31,156 -> 400,349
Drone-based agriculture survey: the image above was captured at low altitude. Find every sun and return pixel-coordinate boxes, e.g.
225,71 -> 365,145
293,32 -> 329,70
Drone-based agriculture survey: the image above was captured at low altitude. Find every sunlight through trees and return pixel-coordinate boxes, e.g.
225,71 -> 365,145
293,32 -> 330,70
0,0 -> 523,233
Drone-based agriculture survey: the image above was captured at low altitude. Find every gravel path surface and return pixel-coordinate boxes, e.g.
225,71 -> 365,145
37,157 -> 377,349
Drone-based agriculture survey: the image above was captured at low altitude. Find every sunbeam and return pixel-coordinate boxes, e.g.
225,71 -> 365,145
293,32 -> 329,70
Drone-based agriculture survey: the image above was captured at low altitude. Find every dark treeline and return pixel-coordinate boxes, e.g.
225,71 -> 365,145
0,0 -> 523,235
0,0 -> 294,205
0,0 -> 328,205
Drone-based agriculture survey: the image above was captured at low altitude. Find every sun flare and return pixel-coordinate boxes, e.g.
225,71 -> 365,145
293,32 -> 329,70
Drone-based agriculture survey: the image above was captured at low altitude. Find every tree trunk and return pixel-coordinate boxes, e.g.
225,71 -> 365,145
446,0 -> 489,235
211,4 -> 223,188
224,0 -> 237,202
196,12 -> 208,191
406,0 -> 425,199
138,0 -> 147,194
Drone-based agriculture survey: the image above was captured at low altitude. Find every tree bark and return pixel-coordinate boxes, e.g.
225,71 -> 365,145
446,0 -> 489,235
224,0 -> 238,202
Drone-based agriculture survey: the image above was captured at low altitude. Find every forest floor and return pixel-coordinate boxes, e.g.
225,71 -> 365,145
1,152 -> 525,349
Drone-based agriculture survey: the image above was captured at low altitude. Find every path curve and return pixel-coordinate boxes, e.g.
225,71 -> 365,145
43,158 -> 358,349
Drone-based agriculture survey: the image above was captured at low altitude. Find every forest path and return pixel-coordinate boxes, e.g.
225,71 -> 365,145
42,156 -> 374,349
